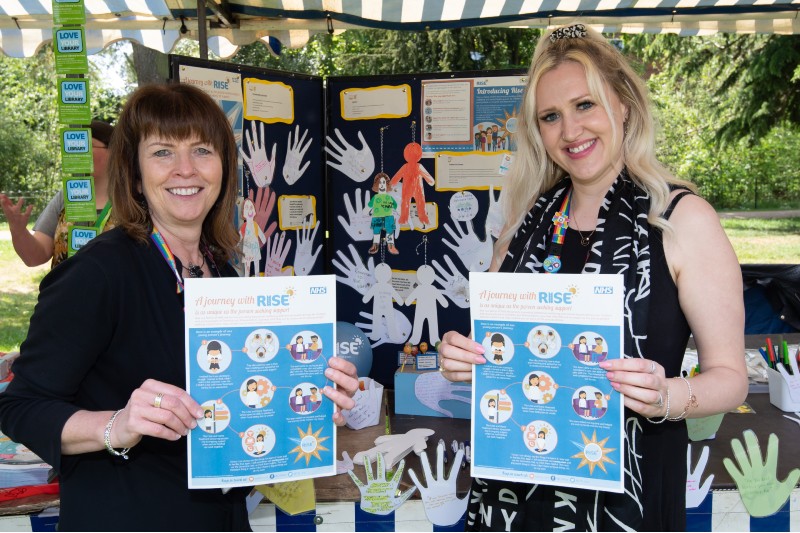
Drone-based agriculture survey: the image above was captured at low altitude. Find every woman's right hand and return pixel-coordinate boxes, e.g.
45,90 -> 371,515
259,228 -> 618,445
438,331 -> 486,383
111,379 -> 203,449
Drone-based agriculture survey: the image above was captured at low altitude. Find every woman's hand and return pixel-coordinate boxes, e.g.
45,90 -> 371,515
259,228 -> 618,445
323,356 -> 359,426
438,331 -> 486,383
111,379 -> 204,448
599,358 -> 668,419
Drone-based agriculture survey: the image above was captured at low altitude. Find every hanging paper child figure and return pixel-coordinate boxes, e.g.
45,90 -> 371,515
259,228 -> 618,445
390,141 -> 434,226
362,263 -> 403,342
239,197 -> 267,277
405,264 -> 449,344
367,172 -> 399,255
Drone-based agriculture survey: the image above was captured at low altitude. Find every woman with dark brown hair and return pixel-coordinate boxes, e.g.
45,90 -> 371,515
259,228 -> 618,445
0,83 -> 358,531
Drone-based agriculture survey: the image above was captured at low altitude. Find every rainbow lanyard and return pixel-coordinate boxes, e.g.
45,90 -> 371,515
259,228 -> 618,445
150,227 -> 186,293
542,189 -> 573,273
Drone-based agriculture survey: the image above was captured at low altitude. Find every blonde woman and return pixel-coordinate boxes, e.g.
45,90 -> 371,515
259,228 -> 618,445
439,24 -> 746,531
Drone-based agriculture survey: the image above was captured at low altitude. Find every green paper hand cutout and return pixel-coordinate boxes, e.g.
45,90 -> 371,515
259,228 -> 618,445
723,430 -> 800,517
348,453 -> 416,515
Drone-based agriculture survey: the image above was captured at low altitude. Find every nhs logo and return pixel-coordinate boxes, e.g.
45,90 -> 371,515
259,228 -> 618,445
309,287 -> 327,295
593,286 -> 614,295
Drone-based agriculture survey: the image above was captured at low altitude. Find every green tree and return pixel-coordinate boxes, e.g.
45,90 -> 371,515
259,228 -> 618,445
631,34 -> 800,145
231,28 -> 540,76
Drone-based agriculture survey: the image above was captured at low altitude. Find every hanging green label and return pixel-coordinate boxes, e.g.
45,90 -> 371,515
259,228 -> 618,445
67,225 -> 98,257
60,126 -> 94,174
52,0 -> 86,26
63,176 -> 96,221
58,78 -> 92,124
53,27 -> 89,75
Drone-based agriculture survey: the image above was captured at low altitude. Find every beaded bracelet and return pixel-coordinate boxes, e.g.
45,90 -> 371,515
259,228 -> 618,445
646,386 -> 671,424
668,376 -> 698,421
104,409 -> 130,460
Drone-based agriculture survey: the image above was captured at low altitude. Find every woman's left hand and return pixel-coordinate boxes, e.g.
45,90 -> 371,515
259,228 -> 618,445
323,356 -> 359,426
599,358 -> 667,418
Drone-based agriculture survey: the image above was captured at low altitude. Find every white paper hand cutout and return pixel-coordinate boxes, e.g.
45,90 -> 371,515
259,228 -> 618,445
348,455 -> 416,515
282,125 -> 312,186
442,220 -> 493,272
783,411 -> 800,428
414,371 -> 471,418
686,444 -> 714,508
337,451 -> 355,474
353,428 -> 435,469
355,309 -> 411,348
337,189 -> 373,242
293,219 -> 321,276
485,185 -> 504,240
240,120 -> 277,188
264,231 -> 292,277
325,128 -> 374,182
408,440 -> 468,526
431,254 -> 470,308
332,244 -> 376,295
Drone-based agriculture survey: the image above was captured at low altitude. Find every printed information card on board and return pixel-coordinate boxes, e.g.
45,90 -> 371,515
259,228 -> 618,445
469,272 -> 625,493
184,276 -> 337,489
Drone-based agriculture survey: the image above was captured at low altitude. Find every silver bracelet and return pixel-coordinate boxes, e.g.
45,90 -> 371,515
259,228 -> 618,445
646,386 -> 671,424
104,409 -> 130,460
668,376 -> 697,421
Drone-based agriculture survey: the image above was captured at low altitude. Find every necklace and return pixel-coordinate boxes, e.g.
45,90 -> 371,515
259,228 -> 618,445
572,215 -> 596,247
181,254 -> 205,278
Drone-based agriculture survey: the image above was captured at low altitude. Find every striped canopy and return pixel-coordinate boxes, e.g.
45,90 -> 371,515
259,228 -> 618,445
2,0 -> 799,58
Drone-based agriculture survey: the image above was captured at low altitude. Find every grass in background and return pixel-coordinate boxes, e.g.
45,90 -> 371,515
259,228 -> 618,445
0,225 -> 47,352
721,217 -> 800,264
1,218 -> 798,352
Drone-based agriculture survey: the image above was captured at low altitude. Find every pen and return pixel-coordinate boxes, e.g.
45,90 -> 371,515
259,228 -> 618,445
758,347 -> 770,367
766,338 -> 776,369
782,340 -> 790,371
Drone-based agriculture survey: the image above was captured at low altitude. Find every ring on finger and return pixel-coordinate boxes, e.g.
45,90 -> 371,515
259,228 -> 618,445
153,392 -> 164,409
649,361 -> 657,374
653,391 -> 663,409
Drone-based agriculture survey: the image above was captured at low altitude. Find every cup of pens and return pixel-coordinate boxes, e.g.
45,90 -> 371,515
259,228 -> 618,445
764,340 -> 800,412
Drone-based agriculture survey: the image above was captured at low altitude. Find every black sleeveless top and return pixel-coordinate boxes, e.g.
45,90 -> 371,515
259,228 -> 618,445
467,193 -> 692,532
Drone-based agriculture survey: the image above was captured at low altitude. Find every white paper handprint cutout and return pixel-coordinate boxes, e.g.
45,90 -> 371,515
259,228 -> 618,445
337,189 -> 373,242
325,128 -> 374,182
240,120 -> 277,188
355,309 -> 411,349
332,244 -> 376,296
408,440 -> 468,526
264,232 -> 292,277
442,219 -> 493,272
686,444 -> 714,508
293,219 -> 321,276
431,254 -> 470,308
282,125 -> 312,186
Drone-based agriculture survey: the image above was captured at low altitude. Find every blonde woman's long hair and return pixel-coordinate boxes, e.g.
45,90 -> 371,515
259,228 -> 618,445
493,24 -> 694,269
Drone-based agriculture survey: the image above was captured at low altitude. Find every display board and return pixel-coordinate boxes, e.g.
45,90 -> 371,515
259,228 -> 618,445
170,56 -> 327,279
328,71 -> 526,385
168,58 -> 526,385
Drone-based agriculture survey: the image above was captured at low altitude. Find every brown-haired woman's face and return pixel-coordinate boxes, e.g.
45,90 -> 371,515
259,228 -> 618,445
137,134 -> 223,233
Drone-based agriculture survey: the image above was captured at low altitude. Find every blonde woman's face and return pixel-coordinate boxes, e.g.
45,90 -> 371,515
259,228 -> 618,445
535,61 -> 627,189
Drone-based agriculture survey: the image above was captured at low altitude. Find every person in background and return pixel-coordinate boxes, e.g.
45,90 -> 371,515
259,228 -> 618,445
0,83 -> 358,531
0,120 -> 116,268
438,23 -> 747,531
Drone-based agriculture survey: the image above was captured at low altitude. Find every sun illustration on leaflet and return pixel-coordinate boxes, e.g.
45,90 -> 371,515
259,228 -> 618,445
289,423 -> 330,465
571,430 -> 616,475
495,107 -> 519,147
567,284 -> 579,297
